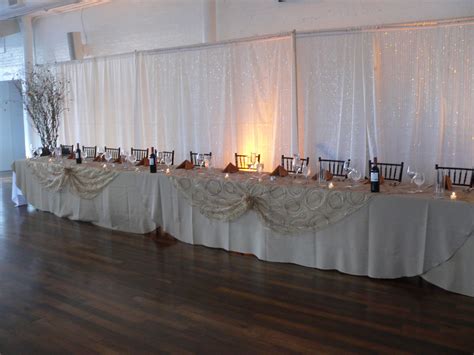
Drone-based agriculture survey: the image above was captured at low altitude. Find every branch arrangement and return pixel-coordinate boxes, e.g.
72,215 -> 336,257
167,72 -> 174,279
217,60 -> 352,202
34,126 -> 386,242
16,66 -> 69,151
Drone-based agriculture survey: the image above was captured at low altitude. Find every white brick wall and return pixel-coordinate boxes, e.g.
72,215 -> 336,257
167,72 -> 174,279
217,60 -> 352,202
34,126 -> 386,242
0,32 -> 24,79
33,0 -> 206,64
217,0 -> 474,40
23,0 -> 474,64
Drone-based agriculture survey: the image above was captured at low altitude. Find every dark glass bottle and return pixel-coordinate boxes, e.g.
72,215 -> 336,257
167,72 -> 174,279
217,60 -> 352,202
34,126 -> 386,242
75,143 -> 82,164
149,146 -> 157,173
370,157 -> 380,193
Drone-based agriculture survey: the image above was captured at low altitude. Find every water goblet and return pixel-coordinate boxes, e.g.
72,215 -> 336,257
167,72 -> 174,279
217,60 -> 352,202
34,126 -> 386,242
302,163 -> 311,181
343,159 -> 351,176
104,151 -> 112,166
36,147 -> 43,158
292,154 -> 301,174
413,172 -> 425,192
197,154 -> 204,168
164,155 -> 172,169
348,168 -> 361,187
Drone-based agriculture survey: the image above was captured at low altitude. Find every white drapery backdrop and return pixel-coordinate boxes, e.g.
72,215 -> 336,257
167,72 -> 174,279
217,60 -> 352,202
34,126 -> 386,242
297,25 -> 474,178
54,24 -> 474,179
56,35 -> 296,169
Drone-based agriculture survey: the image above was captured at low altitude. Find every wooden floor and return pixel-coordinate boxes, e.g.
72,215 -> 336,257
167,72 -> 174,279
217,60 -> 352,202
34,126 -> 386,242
1,172 -> 474,354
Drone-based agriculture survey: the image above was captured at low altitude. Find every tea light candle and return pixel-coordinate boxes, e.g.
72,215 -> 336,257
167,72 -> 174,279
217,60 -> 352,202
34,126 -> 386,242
328,182 -> 334,189
102,163 -> 107,169
48,158 -> 53,163
450,192 -> 457,200
224,173 -> 229,179
166,168 -> 170,174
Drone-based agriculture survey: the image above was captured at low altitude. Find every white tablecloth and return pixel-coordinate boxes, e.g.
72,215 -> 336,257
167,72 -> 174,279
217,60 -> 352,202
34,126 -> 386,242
12,160 -> 474,297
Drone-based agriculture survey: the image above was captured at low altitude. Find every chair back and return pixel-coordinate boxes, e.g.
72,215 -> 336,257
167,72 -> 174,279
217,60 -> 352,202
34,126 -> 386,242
104,146 -> 121,160
158,150 -> 175,165
234,153 -> 260,170
369,160 -> 404,182
435,165 -> 473,187
131,147 -> 149,161
281,155 -> 310,174
60,144 -> 73,155
82,146 -> 97,159
190,151 -> 212,167
318,157 -> 348,177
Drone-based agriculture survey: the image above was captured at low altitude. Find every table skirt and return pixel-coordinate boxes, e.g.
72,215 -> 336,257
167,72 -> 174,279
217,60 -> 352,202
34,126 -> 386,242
12,161 -> 474,297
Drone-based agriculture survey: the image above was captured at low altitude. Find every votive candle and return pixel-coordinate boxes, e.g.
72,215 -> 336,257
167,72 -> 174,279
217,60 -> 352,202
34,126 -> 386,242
328,182 -> 334,189
450,192 -> 457,200
225,173 -> 229,179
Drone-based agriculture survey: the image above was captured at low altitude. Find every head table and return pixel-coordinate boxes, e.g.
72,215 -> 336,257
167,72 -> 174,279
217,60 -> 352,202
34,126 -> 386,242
11,158 -> 474,297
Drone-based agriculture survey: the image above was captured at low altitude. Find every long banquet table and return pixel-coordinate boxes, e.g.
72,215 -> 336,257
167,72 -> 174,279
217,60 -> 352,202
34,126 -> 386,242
12,158 -> 474,297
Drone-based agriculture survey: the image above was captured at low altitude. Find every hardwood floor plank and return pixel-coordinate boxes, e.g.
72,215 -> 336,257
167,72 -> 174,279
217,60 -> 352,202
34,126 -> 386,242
1,172 -> 474,353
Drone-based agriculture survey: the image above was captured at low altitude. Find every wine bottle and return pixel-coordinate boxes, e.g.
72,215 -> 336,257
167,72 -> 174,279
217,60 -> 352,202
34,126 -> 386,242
149,146 -> 157,173
75,143 -> 82,164
370,157 -> 380,193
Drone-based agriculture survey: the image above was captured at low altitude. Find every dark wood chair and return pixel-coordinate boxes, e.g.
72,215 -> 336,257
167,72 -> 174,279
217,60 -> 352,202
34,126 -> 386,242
158,150 -> 175,165
190,151 -> 212,167
104,146 -> 121,160
369,159 -> 404,182
60,144 -> 74,155
318,157 -> 348,177
435,165 -> 473,187
82,146 -> 97,159
131,147 -> 149,161
281,155 -> 310,174
235,153 -> 260,170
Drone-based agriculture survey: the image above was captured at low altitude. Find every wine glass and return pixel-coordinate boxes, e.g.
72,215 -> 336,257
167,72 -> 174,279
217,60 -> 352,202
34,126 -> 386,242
413,172 -> 425,192
197,154 -> 204,168
302,163 -> 311,180
348,168 -> 362,186
127,153 -> 136,167
36,147 -> 43,158
343,159 -> 351,176
250,152 -> 256,167
292,154 -> 301,174
407,166 -> 416,182
164,155 -> 172,169
104,151 -> 112,165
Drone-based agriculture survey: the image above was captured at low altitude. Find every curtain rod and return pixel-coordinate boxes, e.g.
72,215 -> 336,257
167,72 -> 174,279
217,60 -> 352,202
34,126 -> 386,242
54,16 -> 474,66
297,16 -> 474,37
55,31 -> 293,65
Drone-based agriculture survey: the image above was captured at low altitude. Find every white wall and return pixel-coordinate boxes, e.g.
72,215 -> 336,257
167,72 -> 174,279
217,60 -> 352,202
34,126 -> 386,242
0,81 -> 25,171
0,32 -> 23,79
217,0 -> 474,40
31,0 -> 474,64
33,0 -> 208,64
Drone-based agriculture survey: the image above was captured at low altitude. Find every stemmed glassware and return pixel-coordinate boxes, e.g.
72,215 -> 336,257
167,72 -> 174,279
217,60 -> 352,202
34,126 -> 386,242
249,152 -> 257,169
301,162 -> 311,181
292,154 -> 301,174
413,172 -> 425,192
104,151 -> 112,166
347,168 -> 362,187
82,150 -> 88,163
343,159 -> 351,176
36,147 -> 43,158
164,155 -> 172,170
197,153 -> 204,168
127,153 -> 136,168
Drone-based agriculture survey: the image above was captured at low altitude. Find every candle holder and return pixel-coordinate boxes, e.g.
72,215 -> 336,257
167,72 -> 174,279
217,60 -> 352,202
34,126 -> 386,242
450,192 -> 457,200
328,182 -> 334,189
224,173 -> 229,179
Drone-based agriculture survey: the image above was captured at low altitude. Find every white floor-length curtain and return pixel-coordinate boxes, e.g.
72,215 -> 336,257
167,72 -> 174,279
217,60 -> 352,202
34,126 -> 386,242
296,32 -> 374,175
57,35 -> 295,169
57,53 -> 138,150
369,26 -> 474,180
